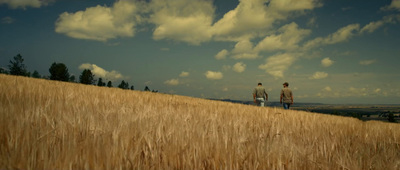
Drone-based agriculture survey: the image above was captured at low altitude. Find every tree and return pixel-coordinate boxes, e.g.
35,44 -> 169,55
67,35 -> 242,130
49,62 -> 70,81
388,113 -> 397,123
107,81 -> 113,87
97,78 -> 106,86
8,54 -> 28,76
130,85 -> 134,90
31,70 -> 41,78
0,68 -> 8,74
69,75 -> 76,82
144,86 -> 150,91
118,80 -> 129,89
79,69 -> 95,85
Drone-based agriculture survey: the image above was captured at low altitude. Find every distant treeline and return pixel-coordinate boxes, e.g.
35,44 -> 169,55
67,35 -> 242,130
1,54 -> 158,92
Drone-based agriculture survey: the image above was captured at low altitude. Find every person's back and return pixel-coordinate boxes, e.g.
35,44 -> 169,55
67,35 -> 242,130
281,88 -> 292,103
280,82 -> 293,109
253,83 -> 268,107
254,86 -> 266,98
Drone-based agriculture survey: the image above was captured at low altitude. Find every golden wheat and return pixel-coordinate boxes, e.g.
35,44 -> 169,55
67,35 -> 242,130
1,74 -> 399,169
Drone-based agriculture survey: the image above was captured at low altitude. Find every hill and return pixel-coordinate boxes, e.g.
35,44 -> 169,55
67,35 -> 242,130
1,74 -> 400,169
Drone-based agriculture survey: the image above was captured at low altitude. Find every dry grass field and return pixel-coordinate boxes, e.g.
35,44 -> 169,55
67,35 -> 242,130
1,74 -> 400,170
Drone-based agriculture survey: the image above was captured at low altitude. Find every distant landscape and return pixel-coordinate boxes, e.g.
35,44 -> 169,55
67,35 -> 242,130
211,99 -> 400,123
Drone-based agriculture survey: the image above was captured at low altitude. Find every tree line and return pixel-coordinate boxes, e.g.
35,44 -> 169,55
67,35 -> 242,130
1,54 -> 157,92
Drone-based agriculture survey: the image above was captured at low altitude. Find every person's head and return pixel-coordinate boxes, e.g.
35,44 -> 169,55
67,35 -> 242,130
258,83 -> 262,86
283,82 -> 289,87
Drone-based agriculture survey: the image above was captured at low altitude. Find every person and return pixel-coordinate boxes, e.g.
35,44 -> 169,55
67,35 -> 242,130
280,82 -> 293,109
253,83 -> 268,107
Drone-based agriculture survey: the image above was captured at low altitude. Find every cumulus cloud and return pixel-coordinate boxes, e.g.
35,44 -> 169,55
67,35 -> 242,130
1,16 -> 14,24
231,39 -> 260,59
0,0 -> 53,9
160,48 -> 170,51
148,0 -> 214,45
222,65 -> 232,71
258,53 -> 297,78
360,15 -> 399,34
53,0 -> 322,44
309,71 -> 328,79
304,24 -> 360,49
268,0 -> 323,12
205,71 -> 223,80
381,0 -> 400,11
254,22 -> 311,52
348,87 -> 368,97
360,20 -> 386,34
212,0 -> 321,41
55,1 -> 140,41
233,62 -> 246,73
323,86 -> 332,92
211,0 -> 274,41
359,60 -> 377,65
79,63 -> 124,81
321,57 -> 334,67
179,71 -> 189,77
164,79 -> 180,86
215,49 -> 229,60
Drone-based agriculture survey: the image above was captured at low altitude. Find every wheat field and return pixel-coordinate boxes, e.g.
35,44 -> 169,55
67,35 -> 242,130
1,74 -> 400,170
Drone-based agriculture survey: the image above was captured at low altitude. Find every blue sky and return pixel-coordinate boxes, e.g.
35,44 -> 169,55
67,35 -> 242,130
1,0 -> 400,104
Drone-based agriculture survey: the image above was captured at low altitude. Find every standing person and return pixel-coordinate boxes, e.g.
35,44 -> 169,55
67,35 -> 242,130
253,83 -> 268,107
280,82 -> 293,109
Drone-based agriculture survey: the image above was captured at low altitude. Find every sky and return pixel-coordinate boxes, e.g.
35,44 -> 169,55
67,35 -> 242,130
1,0 -> 400,104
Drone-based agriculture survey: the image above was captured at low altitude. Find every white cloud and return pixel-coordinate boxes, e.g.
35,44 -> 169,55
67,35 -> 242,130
258,53 -> 297,78
348,87 -> 368,97
211,0 -> 321,41
164,79 -> 180,86
360,20 -> 385,34
54,0 -> 322,44
359,60 -> 377,65
381,0 -> 400,11
0,0 -> 53,9
360,15 -> 399,34
321,57 -> 334,67
309,71 -> 328,79
316,86 -> 391,98
304,24 -> 360,49
160,48 -> 170,51
148,0 -> 214,45
231,39 -> 260,59
316,86 -> 336,98
1,16 -> 14,24
211,0 -> 274,41
79,63 -> 124,81
268,0 -> 323,12
55,1 -> 139,41
254,22 -> 311,52
205,71 -> 223,80
222,65 -> 232,71
233,62 -> 246,73
307,17 -> 318,27
323,86 -> 332,92
179,71 -> 189,77
215,49 -> 229,60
